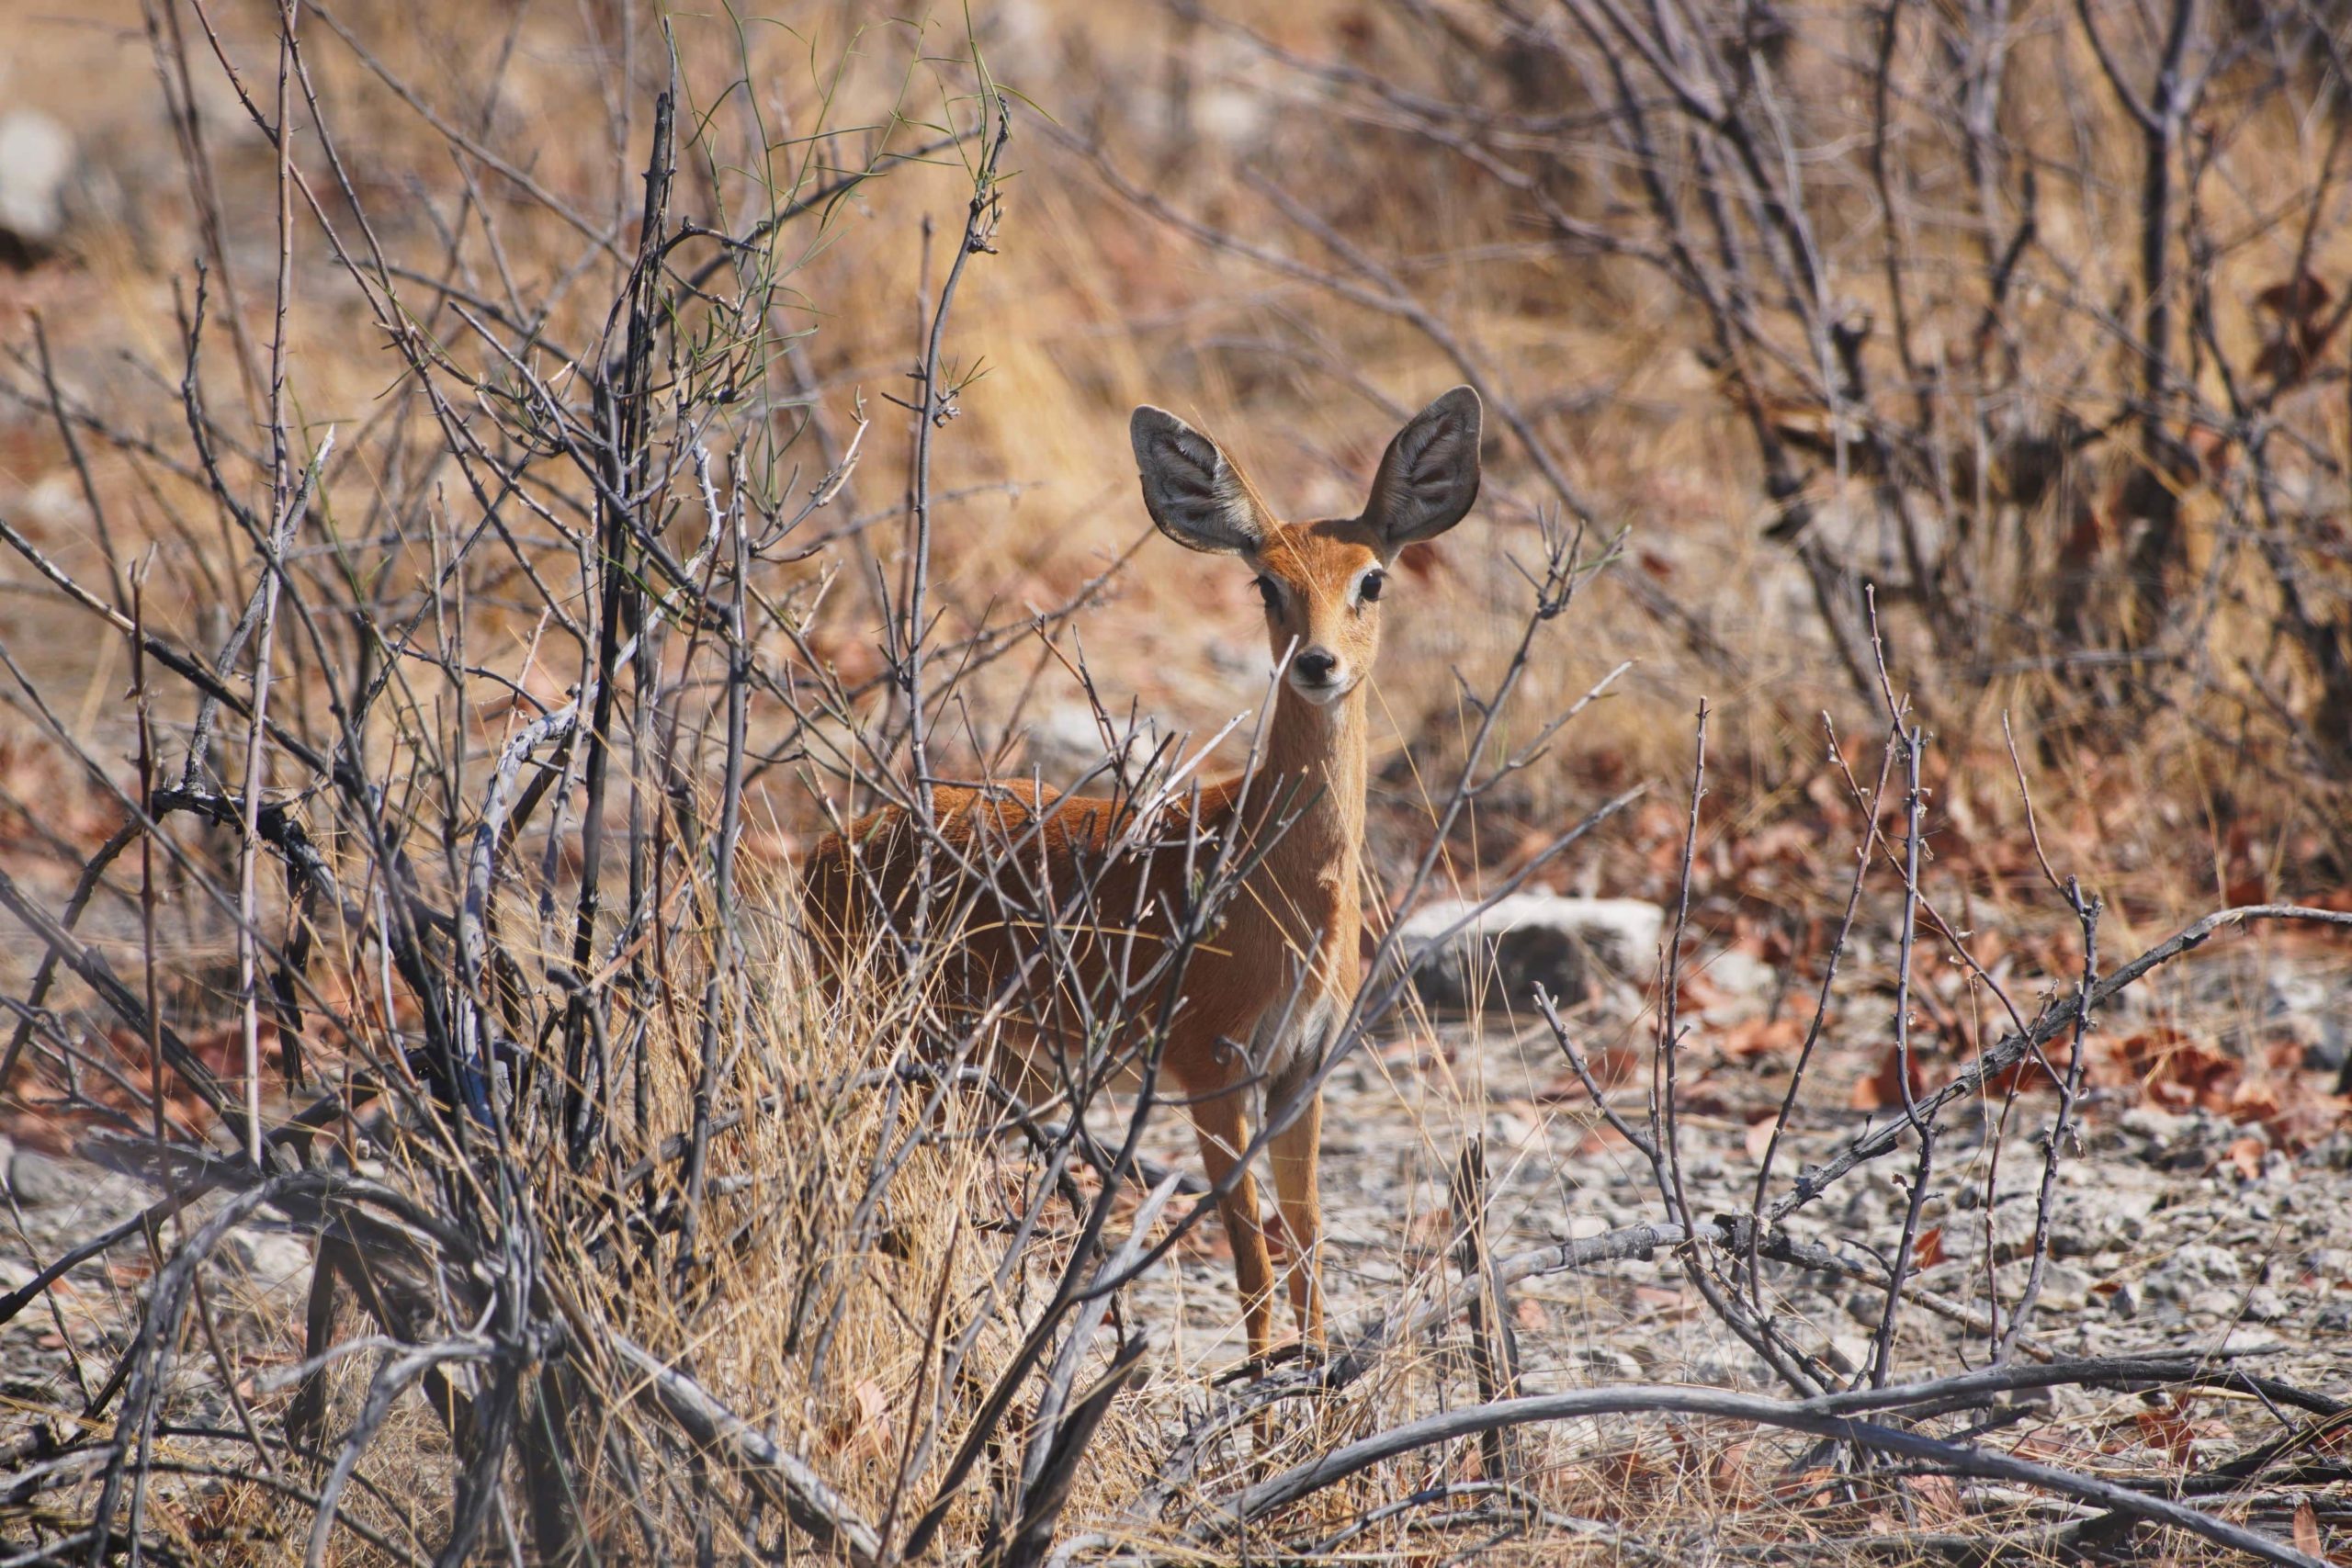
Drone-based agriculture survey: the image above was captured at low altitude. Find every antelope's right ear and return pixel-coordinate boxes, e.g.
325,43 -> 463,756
1131,405 -> 1272,556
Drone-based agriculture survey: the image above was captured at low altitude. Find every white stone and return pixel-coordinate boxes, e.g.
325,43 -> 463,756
1569,1345 -> 1643,1382
1702,949 -> 1777,999
0,110 -> 74,255
1392,894 -> 1665,1013
2243,1286 -> 2291,1323
223,1226 -> 315,1305
1827,1333 -> 1877,1376
1018,704 -> 1165,789
2036,1262 -> 2092,1313
6,1148 -> 85,1208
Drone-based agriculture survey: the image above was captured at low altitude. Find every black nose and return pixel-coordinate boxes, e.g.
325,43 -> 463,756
1294,649 -> 1338,683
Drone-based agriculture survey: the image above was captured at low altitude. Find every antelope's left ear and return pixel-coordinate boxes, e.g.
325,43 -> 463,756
1363,386 -> 1482,557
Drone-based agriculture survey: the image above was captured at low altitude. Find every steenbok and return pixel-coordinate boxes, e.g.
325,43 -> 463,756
805,388 -> 1483,1359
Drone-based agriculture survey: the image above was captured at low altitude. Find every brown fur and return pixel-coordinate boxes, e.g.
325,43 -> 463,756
802,389 -> 1482,1359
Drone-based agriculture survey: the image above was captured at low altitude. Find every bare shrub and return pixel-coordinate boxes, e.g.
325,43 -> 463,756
0,3 -> 2348,1566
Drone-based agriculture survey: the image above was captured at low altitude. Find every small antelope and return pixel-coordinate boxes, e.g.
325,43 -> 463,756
804,388 -> 1483,1359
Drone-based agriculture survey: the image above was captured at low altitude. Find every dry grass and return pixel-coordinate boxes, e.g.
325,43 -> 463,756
1,0 -> 2349,1563
6,0 -> 2343,886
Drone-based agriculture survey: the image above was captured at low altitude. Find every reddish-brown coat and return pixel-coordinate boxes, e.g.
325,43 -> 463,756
802,389 -> 1483,1360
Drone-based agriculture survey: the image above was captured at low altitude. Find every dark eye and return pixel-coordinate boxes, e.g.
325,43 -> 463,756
1254,575 -> 1281,611
1360,569 -> 1385,604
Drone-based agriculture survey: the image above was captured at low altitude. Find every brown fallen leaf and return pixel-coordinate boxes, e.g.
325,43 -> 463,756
1721,1014 -> 1804,1062
1710,1438 -> 1762,1506
2292,1497 -> 2322,1560
1910,1472 -> 1962,1524
1914,1225 -> 1946,1269
2227,1135 -> 2267,1182
820,1376 -> 892,1459
2228,1077 -> 2283,1125
1852,1044 -> 1928,1112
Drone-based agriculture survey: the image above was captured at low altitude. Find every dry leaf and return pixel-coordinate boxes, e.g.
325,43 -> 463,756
1771,1465 -> 1841,1506
2292,1498 -> 2322,1559
2257,272 -> 2334,317
2227,1135 -> 2267,1181
820,1377 -> 892,1459
2229,1078 -> 2283,1124
2131,1397 -> 2225,1464
1710,1438 -> 1761,1505
1910,1473 -> 1962,1523
1914,1225 -> 1947,1269
1721,1015 -> 1804,1062
1852,1045 -> 1928,1112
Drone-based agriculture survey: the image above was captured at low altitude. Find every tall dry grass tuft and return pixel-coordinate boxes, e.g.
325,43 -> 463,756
0,5 -> 1188,1559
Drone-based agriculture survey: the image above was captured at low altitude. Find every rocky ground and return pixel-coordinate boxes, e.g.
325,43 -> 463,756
1127,1016 -> 2352,1384
1116,903 -> 2352,1542
1,1142 -> 313,1447
4,898 -> 2347,1552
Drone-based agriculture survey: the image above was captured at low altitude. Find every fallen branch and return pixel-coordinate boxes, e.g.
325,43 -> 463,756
609,1334 -> 884,1566
1207,1376 -> 2327,1568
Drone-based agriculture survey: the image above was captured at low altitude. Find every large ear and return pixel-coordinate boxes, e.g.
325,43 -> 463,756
1131,405 -> 1272,556
1363,386 -> 1482,554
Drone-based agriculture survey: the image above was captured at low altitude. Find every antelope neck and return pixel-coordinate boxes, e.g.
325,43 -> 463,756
1250,679 -> 1367,829
1215,677 -> 1367,942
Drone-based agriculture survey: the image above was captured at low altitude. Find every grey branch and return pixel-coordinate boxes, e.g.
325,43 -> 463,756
608,1334 -> 884,1567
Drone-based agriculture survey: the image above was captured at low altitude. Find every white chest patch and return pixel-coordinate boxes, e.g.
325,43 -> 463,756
1247,990 -> 1339,1100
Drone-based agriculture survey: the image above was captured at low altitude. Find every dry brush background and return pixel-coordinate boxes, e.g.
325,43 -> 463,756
2,0 -> 2352,1562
